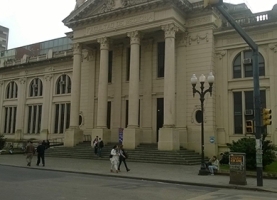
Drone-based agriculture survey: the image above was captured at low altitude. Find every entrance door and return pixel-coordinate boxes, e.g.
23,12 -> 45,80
156,98 -> 164,142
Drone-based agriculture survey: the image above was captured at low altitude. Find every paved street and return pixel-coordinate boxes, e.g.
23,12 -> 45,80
0,154 -> 277,195
1,165 -> 277,200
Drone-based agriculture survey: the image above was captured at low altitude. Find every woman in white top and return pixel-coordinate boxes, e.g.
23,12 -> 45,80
110,145 -> 120,173
208,156 -> 219,175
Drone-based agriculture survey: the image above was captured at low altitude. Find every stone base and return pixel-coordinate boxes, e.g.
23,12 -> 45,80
158,128 -> 180,150
91,128 -> 111,146
15,129 -> 23,141
40,129 -> 49,140
141,128 -> 153,143
123,128 -> 140,149
64,127 -> 83,147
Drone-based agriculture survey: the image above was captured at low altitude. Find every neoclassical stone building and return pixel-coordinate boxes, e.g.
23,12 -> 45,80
0,0 -> 277,157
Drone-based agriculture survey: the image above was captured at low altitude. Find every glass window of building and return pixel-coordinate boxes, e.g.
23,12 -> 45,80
29,78 -> 43,97
157,42 -> 165,78
233,90 -> 266,134
27,105 -> 42,134
56,74 -> 71,95
4,107 -> 17,134
6,81 -> 18,99
233,51 -> 265,78
54,103 -> 70,134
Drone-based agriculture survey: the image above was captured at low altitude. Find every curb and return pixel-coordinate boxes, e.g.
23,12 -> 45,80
1,163 -> 276,194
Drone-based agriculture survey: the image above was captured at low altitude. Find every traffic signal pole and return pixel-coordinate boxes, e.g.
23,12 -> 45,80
212,4 -> 263,186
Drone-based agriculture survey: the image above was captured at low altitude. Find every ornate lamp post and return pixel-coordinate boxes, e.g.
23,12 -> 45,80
191,72 -> 215,175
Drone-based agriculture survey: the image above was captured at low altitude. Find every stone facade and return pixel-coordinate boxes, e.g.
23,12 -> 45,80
0,0 -> 277,157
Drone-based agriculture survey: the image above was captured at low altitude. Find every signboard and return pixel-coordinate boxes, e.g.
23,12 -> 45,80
229,153 -> 247,185
209,136 -> 215,144
119,128 -> 124,144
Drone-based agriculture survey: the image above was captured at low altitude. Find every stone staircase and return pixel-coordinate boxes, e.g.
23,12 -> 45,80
45,142 -> 204,165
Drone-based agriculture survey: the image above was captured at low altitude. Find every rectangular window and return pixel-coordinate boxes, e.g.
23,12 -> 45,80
138,99 -> 140,127
126,48 -> 130,81
108,51 -> 113,83
4,107 -> 17,134
125,100 -> 129,128
27,105 -> 42,134
157,42 -> 165,78
107,101 -> 111,129
234,90 -> 266,134
233,56 -> 241,78
54,103 -> 70,134
234,92 -> 243,134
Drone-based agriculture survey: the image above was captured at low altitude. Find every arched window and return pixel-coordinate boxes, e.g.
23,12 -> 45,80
56,74 -> 71,95
233,50 -> 265,78
6,81 -> 18,99
29,78 -> 43,97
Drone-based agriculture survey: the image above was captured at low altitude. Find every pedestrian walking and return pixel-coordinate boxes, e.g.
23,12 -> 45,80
118,145 -> 130,172
46,140 -> 50,149
97,138 -> 104,157
25,141 -> 35,166
110,145 -> 120,173
36,141 -> 46,167
93,136 -> 98,155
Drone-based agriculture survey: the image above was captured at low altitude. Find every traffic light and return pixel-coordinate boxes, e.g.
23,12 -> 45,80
263,108 -> 272,126
245,120 -> 254,134
203,0 -> 223,8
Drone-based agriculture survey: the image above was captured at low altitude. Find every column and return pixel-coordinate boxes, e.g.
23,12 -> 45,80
40,74 -> 53,140
0,81 -> 5,134
123,31 -> 141,149
111,44 -> 123,142
64,43 -> 83,147
141,39 -> 153,143
158,23 -> 180,150
91,37 -> 111,145
15,78 -> 27,140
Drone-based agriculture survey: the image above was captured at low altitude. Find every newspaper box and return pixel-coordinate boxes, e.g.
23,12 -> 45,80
229,152 -> 247,185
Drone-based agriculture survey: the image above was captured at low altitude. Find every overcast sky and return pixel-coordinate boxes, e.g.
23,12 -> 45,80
0,0 -> 276,49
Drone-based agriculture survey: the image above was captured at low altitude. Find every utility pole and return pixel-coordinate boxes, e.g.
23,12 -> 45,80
204,0 -> 263,186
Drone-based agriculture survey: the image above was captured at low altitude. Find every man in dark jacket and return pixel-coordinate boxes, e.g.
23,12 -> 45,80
36,141 -> 46,167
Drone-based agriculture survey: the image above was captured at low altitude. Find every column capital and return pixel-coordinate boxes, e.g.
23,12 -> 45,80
97,37 -> 110,50
82,48 -> 97,61
73,43 -> 82,55
161,23 -> 179,38
127,31 -> 141,45
269,43 -> 277,53
19,77 -> 26,84
44,74 -> 53,81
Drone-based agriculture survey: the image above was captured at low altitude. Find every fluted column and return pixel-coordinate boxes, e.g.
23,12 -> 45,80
127,31 -> 140,128
96,37 -> 109,128
158,23 -> 179,151
91,38 -> 111,145
123,31 -> 141,149
40,74 -> 53,139
162,24 -> 179,127
15,78 -> 27,140
70,43 -> 82,127
64,43 -> 83,147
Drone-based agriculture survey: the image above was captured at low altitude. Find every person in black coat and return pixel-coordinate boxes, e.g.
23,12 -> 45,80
118,145 -> 130,172
36,142 -> 46,167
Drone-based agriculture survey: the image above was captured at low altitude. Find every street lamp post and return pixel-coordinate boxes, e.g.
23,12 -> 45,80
191,72 -> 215,175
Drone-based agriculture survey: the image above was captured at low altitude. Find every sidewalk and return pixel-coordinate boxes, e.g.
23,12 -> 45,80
1,154 -> 277,193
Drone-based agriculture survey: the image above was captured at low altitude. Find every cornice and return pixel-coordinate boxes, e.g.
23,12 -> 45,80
65,0 -> 192,29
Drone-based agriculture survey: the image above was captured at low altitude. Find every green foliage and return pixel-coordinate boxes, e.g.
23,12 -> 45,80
226,134 -> 276,170
0,135 -> 6,150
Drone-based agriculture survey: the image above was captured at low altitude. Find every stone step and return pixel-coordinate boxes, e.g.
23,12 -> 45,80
45,142 -> 203,165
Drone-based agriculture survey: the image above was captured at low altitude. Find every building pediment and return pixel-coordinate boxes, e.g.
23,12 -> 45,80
63,0 -> 193,28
